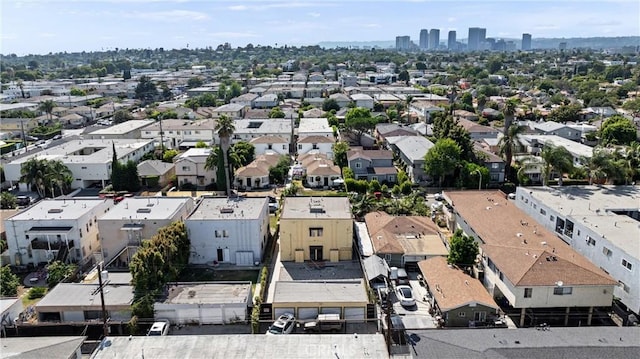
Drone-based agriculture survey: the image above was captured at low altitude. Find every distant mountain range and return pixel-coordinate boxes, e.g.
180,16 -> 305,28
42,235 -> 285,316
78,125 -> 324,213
317,36 -> 640,50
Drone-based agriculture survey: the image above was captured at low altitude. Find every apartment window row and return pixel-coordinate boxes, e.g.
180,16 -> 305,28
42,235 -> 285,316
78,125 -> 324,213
309,227 -> 323,237
553,286 -> 573,295
622,259 -> 633,271
214,230 -> 229,238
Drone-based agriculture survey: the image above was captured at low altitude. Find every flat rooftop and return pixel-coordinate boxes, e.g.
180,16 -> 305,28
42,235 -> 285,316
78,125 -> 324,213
5,138 -> 154,165
0,336 -> 86,359
187,196 -> 267,220
273,279 -> 368,304
99,197 -> 192,221
412,327 -> 640,359
523,186 -> 640,258
280,197 -> 352,220
164,282 -> 251,305
142,118 -> 217,131
234,119 -> 292,135
35,283 -> 133,309
91,334 -> 389,359
298,118 -> 332,133
8,198 -> 109,221
88,119 -> 154,135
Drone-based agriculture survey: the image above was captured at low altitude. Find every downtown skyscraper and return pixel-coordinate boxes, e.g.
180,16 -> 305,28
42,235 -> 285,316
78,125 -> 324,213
448,30 -> 457,51
467,27 -> 486,51
429,29 -> 440,50
419,29 -> 429,50
522,33 -> 532,51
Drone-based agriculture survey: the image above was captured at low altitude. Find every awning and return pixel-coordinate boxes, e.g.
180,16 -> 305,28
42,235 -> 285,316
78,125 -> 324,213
121,223 -> 144,231
27,226 -> 73,234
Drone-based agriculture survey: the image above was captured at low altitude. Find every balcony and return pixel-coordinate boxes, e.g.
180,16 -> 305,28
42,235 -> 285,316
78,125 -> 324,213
31,238 -> 75,250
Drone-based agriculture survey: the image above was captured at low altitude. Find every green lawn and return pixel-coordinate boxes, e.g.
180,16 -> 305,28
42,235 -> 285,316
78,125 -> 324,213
179,268 -> 260,283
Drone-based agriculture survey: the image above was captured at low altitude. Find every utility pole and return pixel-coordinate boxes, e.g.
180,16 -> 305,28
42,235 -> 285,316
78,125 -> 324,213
19,119 -> 27,149
92,264 -> 110,338
158,114 -> 165,158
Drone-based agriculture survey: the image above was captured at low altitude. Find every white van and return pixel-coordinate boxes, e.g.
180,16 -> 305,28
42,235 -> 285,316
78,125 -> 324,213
390,267 -> 409,285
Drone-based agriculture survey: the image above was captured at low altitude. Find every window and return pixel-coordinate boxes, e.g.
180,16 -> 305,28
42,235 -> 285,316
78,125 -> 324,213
223,230 -> 229,238
309,227 -> 323,237
524,288 -> 533,298
215,230 -> 221,238
550,215 -> 555,222
282,145 -> 287,149
553,287 -> 573,295
268,144 -> 273,150
355,162 -> 362,169
622,259 -> 633,270
312,144 -> 318,149
457,312 -> 466,317
492,163 -> 499,169
533,203 -> 537,209
564,220 -> 574,238
540,208 -> 546,215
619,281 -> 630,293
145,131 -> 151,134
384,254 -> 391,262
298,144 -> 302,150
182,166 -> 191,171
603,247 -> 612,257
587,237 -> 596,246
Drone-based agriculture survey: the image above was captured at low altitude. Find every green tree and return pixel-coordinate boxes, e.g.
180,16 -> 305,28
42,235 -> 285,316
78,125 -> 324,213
345,107 -> 378,145
398,70 -> 409,83
39,99 -> 56,122
47,160 -> 73,197
134,75 -> 158,104
547,104 -> 582,123
113,109 -> 134,124
229,82 -> 242,99
540,144 -> 574,186
46,261 -> 77,288
332,141 -> 350,169
622,98 -> 640,116
447,229 -> 479,268
198,93 -> 216,107
70,88 -> 86,96
268,155 -> 291,184
195,141 -> 208,148
486,57 -> 503,74
215,115 -> 235,195
599,115 -> 637,146
232,141 -> 255,166
368,179 -> 381,193
20,157 -> 71,198
268,106 -> 286,118
185,98 -> 200,111
423,138 -> 462,187
498,125 -> 527,182
162,149 -> 178,163
187,77 -> 203,88
1,192 -> 17,209
322,98 -> 340,112
0,266 -> 19,296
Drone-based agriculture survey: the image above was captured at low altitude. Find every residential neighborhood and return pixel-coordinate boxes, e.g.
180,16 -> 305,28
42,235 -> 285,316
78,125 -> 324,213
1,8 -> 640,358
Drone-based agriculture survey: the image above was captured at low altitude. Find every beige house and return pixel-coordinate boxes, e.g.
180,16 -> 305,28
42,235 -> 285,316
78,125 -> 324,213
279,197 -> 353,262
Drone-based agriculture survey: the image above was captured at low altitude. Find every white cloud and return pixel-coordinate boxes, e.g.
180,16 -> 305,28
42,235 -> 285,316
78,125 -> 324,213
228,2 -> 336,11
447,17 -> 456,22
228,5 -> 248,11
363,23 -> 380,28
38,32 -> 56,38
308,12 -> 321,17
126,10 -> 209,22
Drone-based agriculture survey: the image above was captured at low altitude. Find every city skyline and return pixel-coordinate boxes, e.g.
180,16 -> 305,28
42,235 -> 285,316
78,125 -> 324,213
2,0 -> 639,55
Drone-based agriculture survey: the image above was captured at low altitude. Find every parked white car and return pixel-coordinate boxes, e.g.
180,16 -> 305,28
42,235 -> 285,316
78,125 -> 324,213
396,285 -> 416,307
266,313 -> 296,335
147,320 -> 170,336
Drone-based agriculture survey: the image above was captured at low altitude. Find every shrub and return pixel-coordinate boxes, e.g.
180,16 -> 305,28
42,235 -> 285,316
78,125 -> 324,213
27,287 -> 46,299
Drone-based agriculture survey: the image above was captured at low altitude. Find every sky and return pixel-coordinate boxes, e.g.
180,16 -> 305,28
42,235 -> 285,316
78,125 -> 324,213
2,0 -> 639,55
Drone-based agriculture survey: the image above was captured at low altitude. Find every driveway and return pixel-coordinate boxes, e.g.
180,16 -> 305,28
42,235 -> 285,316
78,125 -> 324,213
391,278 -> 437,330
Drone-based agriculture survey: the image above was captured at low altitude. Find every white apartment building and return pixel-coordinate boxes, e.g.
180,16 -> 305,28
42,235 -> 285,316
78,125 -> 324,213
140,119 -> 219,149
174,148 -> 215,189
515,186 -> 640,316
3,139 -> 155,189
232,119 -> 292,144
186,197 -> 269,266
87,120 -> 154,140
249,136 -> 290,156
4,198 -> 115,266
97,197 -> 195,269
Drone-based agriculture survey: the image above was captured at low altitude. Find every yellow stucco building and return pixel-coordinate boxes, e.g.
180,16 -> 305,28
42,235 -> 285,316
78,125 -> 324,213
279,197 -> 353,262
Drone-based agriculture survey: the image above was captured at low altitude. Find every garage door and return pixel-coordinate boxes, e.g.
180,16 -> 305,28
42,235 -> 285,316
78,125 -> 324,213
274,307 -> 295,319
344,307 -> 365,322
320,307 -> 341,316
235,251 -> 254,266
297,307 -> 319,320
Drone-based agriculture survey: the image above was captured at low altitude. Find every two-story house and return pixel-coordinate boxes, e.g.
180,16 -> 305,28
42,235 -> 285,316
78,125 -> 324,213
98,197 -> 195,269
234,154 -> 282,190
4,199 -> 115,267
174,148 -> 215,189
141,119 -> 219,149
186,197 -> 269,266
347,148 -> 397,183
279,197 -> 353,262
386,136 -> 435,183
250,135 -> 290,156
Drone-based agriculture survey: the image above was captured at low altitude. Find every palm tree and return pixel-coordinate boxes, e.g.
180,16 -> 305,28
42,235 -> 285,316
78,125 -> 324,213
502,99 -> 518,132
498,124 -> 527,181
39,100 -> 56,123
540,144 -> 574,186
624,142 -> 640,183
48,160 -> 73,196
20,158 -> 49,198
214,115 -> 235,195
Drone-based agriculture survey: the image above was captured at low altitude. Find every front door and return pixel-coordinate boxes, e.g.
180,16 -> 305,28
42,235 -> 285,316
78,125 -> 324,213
323,177 -> 329,186
310,246 -> 323,261
474,311 -> 486,322
217,248 -> 224,262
